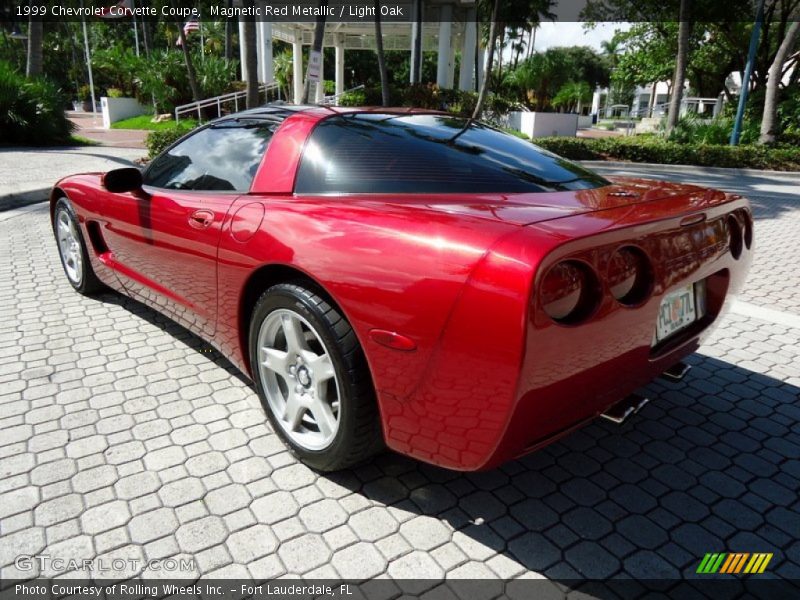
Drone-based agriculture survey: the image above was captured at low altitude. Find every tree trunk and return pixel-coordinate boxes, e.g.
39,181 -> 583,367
225,0 -> 233,60
665,0 -> 691,134
302,0 -> 328,104
26,18 -> 43,77
759,21 -> 800,144
472,0 -> 499,120
142,19 -> 151,56
648,83 -> 657,117
177,20 -> 201,102
242,16 -> 259,108
496,26 -> 505,79
374,0 -> 390,106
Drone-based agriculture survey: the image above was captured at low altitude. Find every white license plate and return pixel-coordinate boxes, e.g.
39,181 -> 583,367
655,284 -> 697,343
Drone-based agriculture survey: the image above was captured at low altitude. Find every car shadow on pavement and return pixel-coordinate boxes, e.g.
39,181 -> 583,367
96,291 -> 252,387
327,354 -> 800,581
88,289 -> 798,582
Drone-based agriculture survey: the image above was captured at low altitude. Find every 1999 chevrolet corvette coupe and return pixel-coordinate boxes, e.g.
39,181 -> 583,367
51,105 -> 753,471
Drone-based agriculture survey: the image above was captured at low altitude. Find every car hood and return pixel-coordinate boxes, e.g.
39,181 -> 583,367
416,176 -> 734,226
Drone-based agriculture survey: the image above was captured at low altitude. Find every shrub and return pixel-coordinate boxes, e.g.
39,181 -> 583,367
145,123 -> 197,158
0,61 -> 75,146
338,89 -> 366,107
667,114 -> 760,146
534,136 -> 800,171
106,87 -> 125,98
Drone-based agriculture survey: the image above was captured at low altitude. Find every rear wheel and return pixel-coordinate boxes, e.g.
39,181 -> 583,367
249,283 -> 383,471
53,197 -> 104,295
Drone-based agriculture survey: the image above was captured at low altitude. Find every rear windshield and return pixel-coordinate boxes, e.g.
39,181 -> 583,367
295,113 -> 608,194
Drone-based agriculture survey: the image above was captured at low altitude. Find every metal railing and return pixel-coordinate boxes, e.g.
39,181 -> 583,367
175,83 -> 281,123
320,85 -> 365,106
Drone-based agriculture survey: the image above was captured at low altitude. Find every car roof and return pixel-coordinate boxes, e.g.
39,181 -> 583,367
216,103 -> 449,124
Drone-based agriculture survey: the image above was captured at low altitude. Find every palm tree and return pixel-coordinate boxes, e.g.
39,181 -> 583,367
759,21 -> 800,144
26,18 -> 43,77
176,19 -> 201,102
241,13 -> 258,108
472,0 -> 500,119
666,0 -> 691,134
374,0 -> 390,106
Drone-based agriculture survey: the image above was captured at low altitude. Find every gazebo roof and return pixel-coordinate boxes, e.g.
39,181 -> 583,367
269,1 -> 477,51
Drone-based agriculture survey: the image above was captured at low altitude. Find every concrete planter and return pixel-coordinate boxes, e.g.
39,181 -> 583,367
507,111 -> 579,138
101,97 -> 147,129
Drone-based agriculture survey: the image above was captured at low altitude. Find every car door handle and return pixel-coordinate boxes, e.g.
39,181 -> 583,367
188,210 -> 214,229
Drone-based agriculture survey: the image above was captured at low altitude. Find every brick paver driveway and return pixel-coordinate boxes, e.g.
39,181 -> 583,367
1,167 -> 798,583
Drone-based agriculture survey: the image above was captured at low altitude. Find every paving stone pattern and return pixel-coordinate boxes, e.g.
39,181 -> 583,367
0,189 -> 798,582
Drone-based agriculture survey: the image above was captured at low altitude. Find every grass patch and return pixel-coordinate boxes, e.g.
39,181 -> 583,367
112,114 -> 199,131
69,135 -> 99,146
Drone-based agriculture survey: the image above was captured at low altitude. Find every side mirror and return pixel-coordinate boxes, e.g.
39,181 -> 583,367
103,167 -> 143,194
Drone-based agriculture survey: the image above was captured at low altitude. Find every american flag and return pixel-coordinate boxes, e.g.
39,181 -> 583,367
183,17 -> 200,36
99,0 -> 133,19
176,18 -> 200,46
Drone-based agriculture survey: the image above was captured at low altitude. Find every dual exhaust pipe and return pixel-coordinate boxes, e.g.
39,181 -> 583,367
600,361 -> 691,425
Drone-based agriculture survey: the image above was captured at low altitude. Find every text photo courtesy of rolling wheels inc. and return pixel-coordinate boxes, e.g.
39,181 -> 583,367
2,0 -> 800,598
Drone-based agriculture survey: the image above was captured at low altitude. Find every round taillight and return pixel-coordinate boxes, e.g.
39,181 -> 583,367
741,210 -> 753,250
540,260 -> 599,324
608,246 -> 652,306
727,215 -> 743,259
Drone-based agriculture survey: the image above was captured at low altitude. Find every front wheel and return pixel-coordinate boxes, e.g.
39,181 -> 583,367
53,197 -> 104,295
249,283 -> 383,471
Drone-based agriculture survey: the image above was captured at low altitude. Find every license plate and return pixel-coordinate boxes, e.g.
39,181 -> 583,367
655,284 -> 697,343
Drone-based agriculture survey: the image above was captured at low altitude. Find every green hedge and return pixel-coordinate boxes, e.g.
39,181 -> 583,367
534,136 -> 800,171
0,61 -> 75,146
145,123 -> 197,158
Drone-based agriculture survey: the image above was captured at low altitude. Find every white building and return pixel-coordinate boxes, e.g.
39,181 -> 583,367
591,80 -> 729,120
241,1 -> 484,104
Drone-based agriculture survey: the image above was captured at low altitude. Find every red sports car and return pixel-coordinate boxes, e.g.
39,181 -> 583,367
51,106 -> 753,471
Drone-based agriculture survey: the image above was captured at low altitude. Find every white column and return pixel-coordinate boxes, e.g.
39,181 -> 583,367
261,22 -> 273,84
436,5 -> 452,88
314,48 -> 325,103
264,22 -> 275,83
292,33 -> 303,104
238,19 -> 247,80
335,35 -> 345,96
459,9 -> 476,91
256,17 -> 263,83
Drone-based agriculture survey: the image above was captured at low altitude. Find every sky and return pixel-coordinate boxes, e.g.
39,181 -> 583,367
532,22 -> 631,52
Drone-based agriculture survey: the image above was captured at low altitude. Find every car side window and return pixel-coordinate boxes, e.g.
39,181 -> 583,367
143,120 -> 276,192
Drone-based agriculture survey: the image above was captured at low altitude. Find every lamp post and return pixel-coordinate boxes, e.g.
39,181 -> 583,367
730,0 -> 765,146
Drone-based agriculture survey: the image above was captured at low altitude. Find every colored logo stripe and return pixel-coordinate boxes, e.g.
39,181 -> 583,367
721,553 -> 748,573
744,553 -> 773,574
697,552 -> 773,574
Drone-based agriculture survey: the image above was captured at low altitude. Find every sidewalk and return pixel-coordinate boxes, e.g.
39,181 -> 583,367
67,111 -> 148,149
0,146 -> 144,210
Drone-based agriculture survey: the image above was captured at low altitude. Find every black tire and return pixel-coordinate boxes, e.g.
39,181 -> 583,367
249,283 -> 383,471
52,197 -> 105,295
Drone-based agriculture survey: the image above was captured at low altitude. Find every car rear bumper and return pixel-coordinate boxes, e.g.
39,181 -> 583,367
381,195 -> 753,471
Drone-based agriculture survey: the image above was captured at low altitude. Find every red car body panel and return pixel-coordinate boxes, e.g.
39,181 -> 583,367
51,107 -> 753,470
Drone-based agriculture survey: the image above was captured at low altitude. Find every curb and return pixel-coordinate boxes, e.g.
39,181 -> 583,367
579,160 -> 800,181
0,188 -> 50,212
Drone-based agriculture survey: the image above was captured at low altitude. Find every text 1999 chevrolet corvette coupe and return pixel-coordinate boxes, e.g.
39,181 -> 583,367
51,106 -> 753,471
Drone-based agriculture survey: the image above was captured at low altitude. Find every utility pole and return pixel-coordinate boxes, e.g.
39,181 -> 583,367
730,0 -> 765,146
